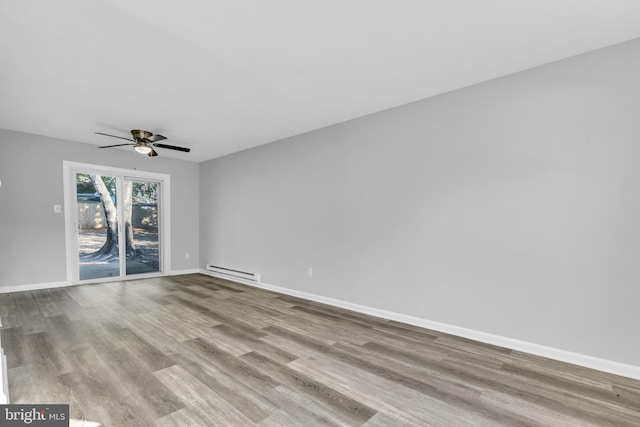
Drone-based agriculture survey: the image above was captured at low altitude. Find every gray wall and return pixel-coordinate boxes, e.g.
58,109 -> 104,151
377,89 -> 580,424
200,38 -> 640,366
0,129 -> 200,287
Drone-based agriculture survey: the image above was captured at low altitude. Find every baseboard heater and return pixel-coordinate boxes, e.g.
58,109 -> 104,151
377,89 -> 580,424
206,264 -> 261,283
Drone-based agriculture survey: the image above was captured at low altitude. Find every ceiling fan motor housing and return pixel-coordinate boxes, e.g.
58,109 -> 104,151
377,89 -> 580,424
131,129 -> 153,142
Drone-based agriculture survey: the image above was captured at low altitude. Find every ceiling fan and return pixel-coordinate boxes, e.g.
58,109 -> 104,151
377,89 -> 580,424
95,129 -> 191,157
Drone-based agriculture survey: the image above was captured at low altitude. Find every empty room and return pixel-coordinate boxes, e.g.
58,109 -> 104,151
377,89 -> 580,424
1,1 -> 640,426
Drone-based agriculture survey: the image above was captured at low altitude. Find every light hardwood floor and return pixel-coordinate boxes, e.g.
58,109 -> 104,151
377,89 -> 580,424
0,274 -> 639,426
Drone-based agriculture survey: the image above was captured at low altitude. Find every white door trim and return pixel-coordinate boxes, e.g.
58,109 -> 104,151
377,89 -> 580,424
62,161 -> 171,284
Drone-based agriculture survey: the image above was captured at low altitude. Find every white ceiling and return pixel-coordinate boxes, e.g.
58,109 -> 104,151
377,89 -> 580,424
1,1 -> 640,162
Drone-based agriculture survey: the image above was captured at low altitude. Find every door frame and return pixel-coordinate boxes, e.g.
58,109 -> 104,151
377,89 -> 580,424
63,161 -> 171,284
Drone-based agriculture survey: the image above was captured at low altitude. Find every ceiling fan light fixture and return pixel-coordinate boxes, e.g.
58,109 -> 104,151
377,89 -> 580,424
134,144 -> 152,154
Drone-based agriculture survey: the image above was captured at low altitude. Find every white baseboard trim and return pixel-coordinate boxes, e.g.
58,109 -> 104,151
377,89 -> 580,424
0,350 -> 8,404
199,269 -> 640,381
168,269 -> 200,276
0,280 -> 71,294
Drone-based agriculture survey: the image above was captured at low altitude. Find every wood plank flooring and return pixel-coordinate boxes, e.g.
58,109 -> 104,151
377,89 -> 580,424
1,273 -> 639,426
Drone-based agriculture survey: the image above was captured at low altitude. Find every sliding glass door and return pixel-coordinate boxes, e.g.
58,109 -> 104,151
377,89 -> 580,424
67,163 -> 167,283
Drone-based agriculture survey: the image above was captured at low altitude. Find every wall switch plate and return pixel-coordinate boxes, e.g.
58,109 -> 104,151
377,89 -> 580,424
307,268 -> 313,277
54,204 -> 62,213
185,252 -> 190,259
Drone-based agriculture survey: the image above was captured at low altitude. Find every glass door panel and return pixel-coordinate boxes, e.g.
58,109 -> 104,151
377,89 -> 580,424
125,179 -> 160,275
76,173 -> 120,280
68,163 -> 167,284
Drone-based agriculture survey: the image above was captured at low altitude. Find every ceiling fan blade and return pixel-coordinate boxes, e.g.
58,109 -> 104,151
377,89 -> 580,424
153,143 -> 191,152
95,132 -> 135,142
99,143 -> 135,148
147,134 -> 167,142
148,148 -> 158,157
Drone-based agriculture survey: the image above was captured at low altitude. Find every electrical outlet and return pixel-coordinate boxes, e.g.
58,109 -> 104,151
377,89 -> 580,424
53,204 -> 62,213
307,268 -> 313,277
